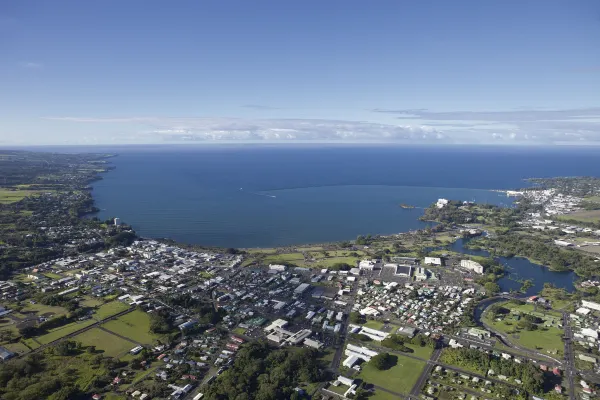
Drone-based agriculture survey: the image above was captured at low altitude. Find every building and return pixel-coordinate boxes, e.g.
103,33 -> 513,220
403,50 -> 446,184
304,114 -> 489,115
414,267 -> 428,281
554,240 -> 573,247
424,257 -> 442,266
357,326 -> 389,341
264,319 -> 289,332
178,320 -> 196,331
294,283 -> 311,295
359,260 -> 380,270
394,264 -> 412,277
460,260 -> 484,274
436,198 -> 449,208
130,345 -> 143,355
582,300 -> 600,312
396,326 -> 417,338
579,354 -> 597,364
0,346 -> 14,361
337,376 -> 355,387
467,327 -> 491,340
114,217 -> 121,226
269,264 -> 287,271
581,328 -> 599,340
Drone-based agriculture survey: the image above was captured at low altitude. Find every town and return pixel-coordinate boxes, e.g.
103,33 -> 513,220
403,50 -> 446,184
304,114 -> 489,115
2,151 -> 600,400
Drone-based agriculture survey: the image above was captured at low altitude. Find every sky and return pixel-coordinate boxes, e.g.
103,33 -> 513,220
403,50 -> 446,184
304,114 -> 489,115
1,0 -> 599,145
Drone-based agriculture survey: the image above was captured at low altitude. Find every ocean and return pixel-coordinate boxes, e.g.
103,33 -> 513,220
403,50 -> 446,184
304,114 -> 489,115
88,145 -> 600,248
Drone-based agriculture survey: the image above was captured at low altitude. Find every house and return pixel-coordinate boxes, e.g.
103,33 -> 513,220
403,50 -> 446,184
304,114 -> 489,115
582,300 -> 600,312
555,385 -> 562,394
0,346 -> 15,361
579,354 -> 597,364
337,376 -> 355,387
436,199 -> 449,208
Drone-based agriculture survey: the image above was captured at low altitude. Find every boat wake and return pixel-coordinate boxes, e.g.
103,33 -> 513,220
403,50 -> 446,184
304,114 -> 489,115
239,188 -> 276,198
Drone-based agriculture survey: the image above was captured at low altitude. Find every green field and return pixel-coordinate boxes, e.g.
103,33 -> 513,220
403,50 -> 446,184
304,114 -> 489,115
93,301 -> 131,320
362,320 -> 385,330
232,327 -> 247,335
20,302 -> 68,318
483,305 -> 563,355
74,328 -> 135,357
81,297 -> 104,308
0,188 -> 44,204
358,354 -> 426,394
405,343 -> 434,359
102,310 -> 161,344
36,320 -> 96,344
558,210 -> 600,223
43,272 -> 63,279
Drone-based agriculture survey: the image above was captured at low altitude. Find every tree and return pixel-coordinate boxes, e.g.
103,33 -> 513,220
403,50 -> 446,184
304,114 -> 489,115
350,312 -> 364,324
369,353 -> 395,370
484,282 -> 500,294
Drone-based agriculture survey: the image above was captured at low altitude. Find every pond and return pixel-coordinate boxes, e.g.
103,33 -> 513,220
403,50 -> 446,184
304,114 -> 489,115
447,237 -> 576,296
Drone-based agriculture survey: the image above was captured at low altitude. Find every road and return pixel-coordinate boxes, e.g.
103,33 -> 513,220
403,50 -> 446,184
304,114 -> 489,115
562,312 -> 576,400
410,346 -> 443,397
330,278 -> 359,371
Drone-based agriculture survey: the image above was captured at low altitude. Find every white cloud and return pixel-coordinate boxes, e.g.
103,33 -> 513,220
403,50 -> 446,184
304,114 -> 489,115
19,61 -> 43,69
44,116 -> 447,143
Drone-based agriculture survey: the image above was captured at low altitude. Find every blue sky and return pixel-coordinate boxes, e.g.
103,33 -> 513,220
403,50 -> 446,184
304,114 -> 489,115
1,0 -> 599,145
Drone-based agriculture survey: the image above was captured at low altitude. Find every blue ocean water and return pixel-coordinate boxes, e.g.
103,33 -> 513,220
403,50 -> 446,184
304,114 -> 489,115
88,145 -> 600,248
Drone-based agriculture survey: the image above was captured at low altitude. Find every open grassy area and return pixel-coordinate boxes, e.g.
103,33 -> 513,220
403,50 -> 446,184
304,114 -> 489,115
36,320 -> 96,344
405,343 -> 434,359
93,301 -> 131,320
102,310 -> 161,344
483,305 -> 564,356
43,272 -> 63,279
20,302 -> 68,318
232,327 -> 247,335
558,210 -> 600,223
362,320 -> 385,330
74,327 -> 135,357
2,341 -> 30,354
358,354 -> 426,394
81,297 -> 104,308
0,188 -> 45,204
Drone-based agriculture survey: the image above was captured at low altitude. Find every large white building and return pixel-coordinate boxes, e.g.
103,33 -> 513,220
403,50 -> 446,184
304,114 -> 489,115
269,264 -> 287,271
460,260 -> 484,274
582,300 -> 600,312
359,260 -> 381,270
342,344 -> 379,368
424,257 -> 442,266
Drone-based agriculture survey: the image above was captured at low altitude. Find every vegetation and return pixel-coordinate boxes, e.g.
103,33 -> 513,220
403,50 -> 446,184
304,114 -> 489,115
358,354 -> 426,395
203,340 -> 324,400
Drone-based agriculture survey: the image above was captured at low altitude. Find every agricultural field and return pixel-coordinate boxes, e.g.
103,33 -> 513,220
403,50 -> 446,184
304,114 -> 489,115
19,302 -> 69,319
74,328 -> 135,357
358,354 -> 426,394
93,301 -> 131,320
102,310 -> 161,345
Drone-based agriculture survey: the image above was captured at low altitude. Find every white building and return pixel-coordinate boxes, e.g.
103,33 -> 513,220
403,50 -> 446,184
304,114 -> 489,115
359,260 -> 380,270
581,328 -> 599,340
337,376 -> 355,387
269,264 -> 287,271
582,300 -> 600,312
460,260 -> 484,274
424,257 -> 442,266
294,283 -> 310,294
114,217 -> 122,226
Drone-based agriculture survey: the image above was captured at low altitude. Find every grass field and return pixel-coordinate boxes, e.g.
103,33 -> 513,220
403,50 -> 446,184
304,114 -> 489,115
232,327 -> 247,335
2,341 -> 30,354
20,302 -> 68,318
405,343 -> 434,359
93,301 -> 131,320
484,308 -> 563,356
362,320 -> 385,330
43,272 -> 63,279
358,354 -> 426,394
558,209 -> 600,223
102,310 -> 161,344
81,297 -> 104,308
36,320 -> 96,344
74,328 -> 135,357
0,188 -> 45,204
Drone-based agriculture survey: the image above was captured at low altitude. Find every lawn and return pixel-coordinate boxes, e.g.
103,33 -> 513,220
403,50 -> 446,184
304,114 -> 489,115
558,210 -> 600,223
20,303 -> 68,318
43,272 -> 63,279
36,320 -> 96,344
93,301 -> 131,320
484,312 -> 564,355
0,188 -> 44,204
358,354 -> 426,394
2,341 -> 30,354
74,328 -> 134,357
232,327 -> 247,335
81,297 -> 104,308
405,343 -> 434,359
102,309 -> 161,344
363,320 -> 385,330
